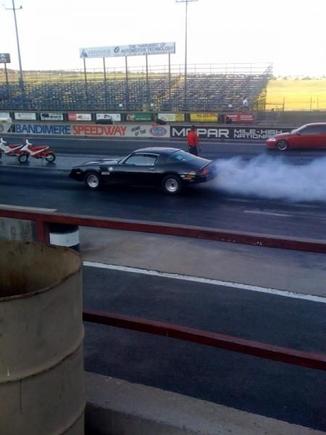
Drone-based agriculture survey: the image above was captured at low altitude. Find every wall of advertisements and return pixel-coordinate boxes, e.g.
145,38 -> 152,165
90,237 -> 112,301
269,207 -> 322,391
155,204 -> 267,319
10,122 -> 292,140
12,123 -> 170,138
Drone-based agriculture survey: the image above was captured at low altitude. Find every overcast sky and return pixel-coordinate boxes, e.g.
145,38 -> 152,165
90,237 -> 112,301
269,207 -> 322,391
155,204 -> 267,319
1,0 -> 326,76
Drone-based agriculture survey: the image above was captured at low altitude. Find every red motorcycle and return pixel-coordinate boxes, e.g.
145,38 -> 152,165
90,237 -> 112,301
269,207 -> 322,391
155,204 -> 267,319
0,138 -> 25,161
16,139 -> 56,164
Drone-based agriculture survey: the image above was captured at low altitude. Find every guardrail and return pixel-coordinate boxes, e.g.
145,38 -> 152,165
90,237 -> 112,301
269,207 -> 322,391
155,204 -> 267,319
1,207 -> 326,253
1,205 -> 326,372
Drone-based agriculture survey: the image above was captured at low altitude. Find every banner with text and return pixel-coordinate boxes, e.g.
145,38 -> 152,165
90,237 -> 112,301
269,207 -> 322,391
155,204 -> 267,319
14,123 -> 72,136
80,42 -> 175,58
72,123 -> 169,138
225,113 -> 255,123
14,112 -> 37,121
13,123 -> 169,138
190,113 -> 218,122
157,113 -> 185,122
40,112 -> 64,121
96,113 -> 122,122
126,112 -> 152,122
171,125 -> 292,140
68,112 -> 92,121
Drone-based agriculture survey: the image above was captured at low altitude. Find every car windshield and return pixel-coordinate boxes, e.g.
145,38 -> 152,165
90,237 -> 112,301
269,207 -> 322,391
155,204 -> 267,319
169,150 -> 197,162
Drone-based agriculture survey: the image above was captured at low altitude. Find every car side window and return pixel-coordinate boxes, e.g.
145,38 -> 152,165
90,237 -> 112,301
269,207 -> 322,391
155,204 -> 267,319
123,154 -> 157,166
300,126 -> 322,135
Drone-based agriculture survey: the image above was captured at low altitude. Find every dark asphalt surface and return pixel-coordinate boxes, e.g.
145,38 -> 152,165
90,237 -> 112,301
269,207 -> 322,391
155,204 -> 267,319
83,266 -> 326,431
0,164 -> 326,239
4,134 -> 326,163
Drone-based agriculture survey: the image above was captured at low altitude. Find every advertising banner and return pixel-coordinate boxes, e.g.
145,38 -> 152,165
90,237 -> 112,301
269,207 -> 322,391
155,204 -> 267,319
226,113 -> 255,123
158,113 -> 185,122
40,112 -> 64,121
71,123 -> 169,138
126,112 -> 152,122
14,123 -> 71,135
171,125 -> 292,140
0,112 -> 11,120
190,113 -> 218,122
80,42 -> 175,59
127,124 -> 169,138
72,124 -> 127,137
14,112 -> 37,121
68,112 -> 92,121
96,113 -> 121,122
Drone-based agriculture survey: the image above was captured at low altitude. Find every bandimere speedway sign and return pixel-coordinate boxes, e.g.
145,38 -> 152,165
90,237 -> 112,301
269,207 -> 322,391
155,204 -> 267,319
13,123 -> 170,138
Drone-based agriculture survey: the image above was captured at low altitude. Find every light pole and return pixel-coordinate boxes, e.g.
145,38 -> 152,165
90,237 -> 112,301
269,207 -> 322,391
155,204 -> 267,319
176,0 -> 197,112
5,0 -> 25,97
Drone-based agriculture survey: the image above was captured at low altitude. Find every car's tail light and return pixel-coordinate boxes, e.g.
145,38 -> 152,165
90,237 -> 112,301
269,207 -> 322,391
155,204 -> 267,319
199,167 -> 209,176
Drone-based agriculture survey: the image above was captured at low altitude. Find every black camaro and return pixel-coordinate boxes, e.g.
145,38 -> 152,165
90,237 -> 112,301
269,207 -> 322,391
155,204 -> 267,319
69,147 -> 217,194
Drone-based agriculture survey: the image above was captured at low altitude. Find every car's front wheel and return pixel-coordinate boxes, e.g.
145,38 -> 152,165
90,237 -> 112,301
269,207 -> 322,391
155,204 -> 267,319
85,171 -> 101,190
277,140 -> 288,151
161,174 -> 182,194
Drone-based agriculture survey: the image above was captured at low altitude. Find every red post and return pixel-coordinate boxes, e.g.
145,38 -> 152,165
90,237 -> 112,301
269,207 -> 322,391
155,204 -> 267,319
35,219 -> 49,244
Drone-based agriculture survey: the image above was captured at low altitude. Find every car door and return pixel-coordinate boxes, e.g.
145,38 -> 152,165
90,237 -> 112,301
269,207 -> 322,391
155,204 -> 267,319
116,153 -> 159,185
292,125 -> 324,149
319,125 -> 326,148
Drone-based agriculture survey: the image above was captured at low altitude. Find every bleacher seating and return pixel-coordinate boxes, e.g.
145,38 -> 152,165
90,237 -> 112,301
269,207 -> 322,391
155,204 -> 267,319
0,66 -> 271,112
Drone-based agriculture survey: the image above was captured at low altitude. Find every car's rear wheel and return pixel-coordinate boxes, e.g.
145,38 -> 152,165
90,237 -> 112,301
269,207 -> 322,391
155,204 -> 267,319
162,175 -> 182,194
85,171 -> 101,190
277,140 -> 288,151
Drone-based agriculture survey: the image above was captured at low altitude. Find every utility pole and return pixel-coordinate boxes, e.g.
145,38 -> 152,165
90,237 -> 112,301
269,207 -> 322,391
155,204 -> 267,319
5,0 -> 25,99
176,0 -> 198,112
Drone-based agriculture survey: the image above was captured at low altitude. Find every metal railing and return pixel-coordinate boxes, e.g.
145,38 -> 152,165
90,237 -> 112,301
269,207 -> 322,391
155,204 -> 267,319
1,205 -> 325,371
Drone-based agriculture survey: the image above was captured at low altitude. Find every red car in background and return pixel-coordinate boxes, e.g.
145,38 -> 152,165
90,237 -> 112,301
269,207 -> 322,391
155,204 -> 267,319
266,122 -> 326,151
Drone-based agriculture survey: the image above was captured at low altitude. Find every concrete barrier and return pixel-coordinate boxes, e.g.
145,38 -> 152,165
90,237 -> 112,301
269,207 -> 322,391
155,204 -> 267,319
85,372 -> 325,435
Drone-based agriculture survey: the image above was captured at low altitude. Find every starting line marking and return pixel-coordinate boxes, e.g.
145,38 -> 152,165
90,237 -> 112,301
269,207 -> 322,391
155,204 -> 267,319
83,261 -> 326,304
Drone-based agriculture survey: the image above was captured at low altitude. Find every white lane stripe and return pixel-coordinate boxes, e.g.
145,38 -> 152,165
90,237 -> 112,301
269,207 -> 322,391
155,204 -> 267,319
83,261 -> 326,304
244,210 -> 291,217
0,204 -> 57,212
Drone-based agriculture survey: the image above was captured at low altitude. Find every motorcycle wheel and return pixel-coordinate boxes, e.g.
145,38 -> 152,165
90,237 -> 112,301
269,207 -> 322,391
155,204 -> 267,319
18,153 -> 29,164
45,152 -> 56,163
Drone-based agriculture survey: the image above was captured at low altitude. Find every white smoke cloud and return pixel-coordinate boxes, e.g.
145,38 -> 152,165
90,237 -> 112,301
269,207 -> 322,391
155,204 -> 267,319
214,155 -> 326,202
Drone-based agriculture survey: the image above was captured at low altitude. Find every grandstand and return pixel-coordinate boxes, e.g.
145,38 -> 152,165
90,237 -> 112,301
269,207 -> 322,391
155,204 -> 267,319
0,63 -> 271,112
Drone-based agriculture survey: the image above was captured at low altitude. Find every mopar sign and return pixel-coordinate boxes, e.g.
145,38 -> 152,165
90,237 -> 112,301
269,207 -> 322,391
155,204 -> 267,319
171,126 -> 230,139
171,126 -> 292,140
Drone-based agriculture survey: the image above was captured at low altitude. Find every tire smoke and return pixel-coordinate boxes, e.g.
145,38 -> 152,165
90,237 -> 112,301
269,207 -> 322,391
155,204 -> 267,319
214,155 -> 326,202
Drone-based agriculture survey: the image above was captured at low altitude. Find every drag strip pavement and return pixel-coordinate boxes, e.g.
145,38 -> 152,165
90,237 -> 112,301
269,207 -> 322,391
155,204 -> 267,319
83,263 -> 326,431
1,163 -> 326,240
